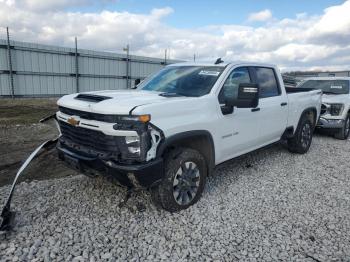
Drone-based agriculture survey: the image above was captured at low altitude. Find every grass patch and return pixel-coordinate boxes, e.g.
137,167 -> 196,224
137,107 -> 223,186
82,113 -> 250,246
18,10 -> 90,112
0,98 -> 58,125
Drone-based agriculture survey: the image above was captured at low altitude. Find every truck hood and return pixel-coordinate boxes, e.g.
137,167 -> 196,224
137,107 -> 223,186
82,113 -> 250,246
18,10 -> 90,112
57,90 -> 190,115
322,93 -> 349,104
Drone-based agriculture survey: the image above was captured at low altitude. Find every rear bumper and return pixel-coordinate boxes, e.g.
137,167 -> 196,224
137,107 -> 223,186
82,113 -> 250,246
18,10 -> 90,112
57,143 -> 164,188
316,117 -> 344,129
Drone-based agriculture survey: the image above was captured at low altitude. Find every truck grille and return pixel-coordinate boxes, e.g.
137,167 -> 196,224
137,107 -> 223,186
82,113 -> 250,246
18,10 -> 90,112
59,121 -> 123,157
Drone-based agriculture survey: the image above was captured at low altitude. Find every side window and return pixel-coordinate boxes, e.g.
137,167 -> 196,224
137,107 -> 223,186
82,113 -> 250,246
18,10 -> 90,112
218,67 -> 251,103
255,67 -> 280,98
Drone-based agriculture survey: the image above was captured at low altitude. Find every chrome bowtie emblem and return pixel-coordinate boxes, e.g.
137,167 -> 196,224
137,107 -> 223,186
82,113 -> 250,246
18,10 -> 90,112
67,116 -> 80,126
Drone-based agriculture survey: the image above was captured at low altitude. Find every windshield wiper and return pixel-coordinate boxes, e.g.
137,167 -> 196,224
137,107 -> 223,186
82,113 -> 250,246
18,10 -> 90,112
159,92 -> 185,97
159,92 -> 198,97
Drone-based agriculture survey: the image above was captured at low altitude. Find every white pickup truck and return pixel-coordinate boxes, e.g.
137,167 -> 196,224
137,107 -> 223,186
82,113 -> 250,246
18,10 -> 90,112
298,77 -> 350,140
56,61 -> 322,211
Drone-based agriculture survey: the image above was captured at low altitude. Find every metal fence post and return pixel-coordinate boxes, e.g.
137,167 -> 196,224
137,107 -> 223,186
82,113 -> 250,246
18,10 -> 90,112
75,37 -> 79,93
124,44 -> 130,89
6,27 -> 14,98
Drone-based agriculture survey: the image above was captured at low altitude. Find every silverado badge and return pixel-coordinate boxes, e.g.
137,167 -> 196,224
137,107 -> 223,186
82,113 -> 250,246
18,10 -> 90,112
67,116 -> 80,127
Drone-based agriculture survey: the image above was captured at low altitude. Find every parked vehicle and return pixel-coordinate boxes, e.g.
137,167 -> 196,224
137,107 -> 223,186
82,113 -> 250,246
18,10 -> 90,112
298,77 -> 350,139
55,61 -> 322,211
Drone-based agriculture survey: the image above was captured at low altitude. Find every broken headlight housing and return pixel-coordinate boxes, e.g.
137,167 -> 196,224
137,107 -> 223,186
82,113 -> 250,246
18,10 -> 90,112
125,136 -> 141,156
121,127 -> 161,162
112,115 -> 162,163
113,123 -> 151,162
330,103 -> 344,116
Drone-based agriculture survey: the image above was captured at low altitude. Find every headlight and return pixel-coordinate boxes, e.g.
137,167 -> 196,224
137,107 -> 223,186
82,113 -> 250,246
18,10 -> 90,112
125,136 -> 141,156
330,104 -> 344,116
128,147 -> 141,155
113,115 -> 151,131
125,136 -> 140,144
113,115 -> 153,161
120,114 -> 151,123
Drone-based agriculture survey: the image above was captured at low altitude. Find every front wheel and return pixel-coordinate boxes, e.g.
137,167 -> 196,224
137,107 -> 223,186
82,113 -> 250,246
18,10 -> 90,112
334,115 -> 350,140
287,116 -> 313,154
151,147 -> 207,212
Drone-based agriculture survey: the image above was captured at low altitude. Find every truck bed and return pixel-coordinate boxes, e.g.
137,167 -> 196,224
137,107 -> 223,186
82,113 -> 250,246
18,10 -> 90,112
285,87 -> 318,93
286,89 -> 322,128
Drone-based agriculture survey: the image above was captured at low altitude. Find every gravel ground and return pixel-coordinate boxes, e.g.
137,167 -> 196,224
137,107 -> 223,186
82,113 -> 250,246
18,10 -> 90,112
0,135 -> 349,261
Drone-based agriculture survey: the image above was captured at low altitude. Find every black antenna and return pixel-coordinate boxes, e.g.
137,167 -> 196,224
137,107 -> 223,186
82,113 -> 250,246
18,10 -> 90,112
215,58 -> 224,64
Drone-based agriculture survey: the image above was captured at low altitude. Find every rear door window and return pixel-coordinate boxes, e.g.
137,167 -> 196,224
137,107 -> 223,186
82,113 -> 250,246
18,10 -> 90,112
255,67 -> 280,98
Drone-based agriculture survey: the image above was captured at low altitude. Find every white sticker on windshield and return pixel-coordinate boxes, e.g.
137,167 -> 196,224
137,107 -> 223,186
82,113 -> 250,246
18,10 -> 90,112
199,70 -> 220,76
330,85 -> 343,89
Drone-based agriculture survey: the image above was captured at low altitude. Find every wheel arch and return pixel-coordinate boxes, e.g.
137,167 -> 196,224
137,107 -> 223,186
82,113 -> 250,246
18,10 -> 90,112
296,107 -> 318,133
157,130 -> 215,176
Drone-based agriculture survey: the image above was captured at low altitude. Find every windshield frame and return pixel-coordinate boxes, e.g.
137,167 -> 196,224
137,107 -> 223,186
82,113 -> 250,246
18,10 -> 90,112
137,65 -> 225,97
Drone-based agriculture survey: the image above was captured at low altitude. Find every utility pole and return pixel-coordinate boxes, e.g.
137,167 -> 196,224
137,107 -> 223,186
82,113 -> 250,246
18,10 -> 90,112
123,44 -> 130,89
6,27 -> 14,99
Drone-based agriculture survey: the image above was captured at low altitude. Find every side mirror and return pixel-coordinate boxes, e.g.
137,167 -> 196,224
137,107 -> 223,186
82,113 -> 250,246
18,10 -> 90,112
132,78 -> 141,89
235,83 -> 259,108
220,83 -> 259,115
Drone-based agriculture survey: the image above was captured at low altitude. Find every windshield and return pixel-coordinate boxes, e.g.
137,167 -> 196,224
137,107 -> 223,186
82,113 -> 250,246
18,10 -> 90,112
139,66 -> 224,97
299,80 -> 350,94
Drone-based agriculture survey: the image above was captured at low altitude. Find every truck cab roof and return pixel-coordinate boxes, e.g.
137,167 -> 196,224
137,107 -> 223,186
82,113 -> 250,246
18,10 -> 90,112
168,61 -> 277,69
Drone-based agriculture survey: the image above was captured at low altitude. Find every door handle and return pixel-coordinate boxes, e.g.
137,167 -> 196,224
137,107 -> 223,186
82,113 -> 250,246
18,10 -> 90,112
281,102 -> 288,106
251,107 -> 260,112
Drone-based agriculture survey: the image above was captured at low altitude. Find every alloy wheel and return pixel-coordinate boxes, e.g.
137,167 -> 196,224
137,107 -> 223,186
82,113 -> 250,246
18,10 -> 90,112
173,161 -> 200,205
345,117 -> 350,137
301,123 -> 312,149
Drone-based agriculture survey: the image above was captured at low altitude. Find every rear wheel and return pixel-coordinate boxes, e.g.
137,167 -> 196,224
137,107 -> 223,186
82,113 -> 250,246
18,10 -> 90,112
288,116 -> 313,154
334,115 -> 350,140
151,147 -> 207,212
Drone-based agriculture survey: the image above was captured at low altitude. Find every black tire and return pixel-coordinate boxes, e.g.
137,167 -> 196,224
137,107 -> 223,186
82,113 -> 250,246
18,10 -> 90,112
151,147 -> 207,212
287,115 -> 313,154
334,115 -> 350,140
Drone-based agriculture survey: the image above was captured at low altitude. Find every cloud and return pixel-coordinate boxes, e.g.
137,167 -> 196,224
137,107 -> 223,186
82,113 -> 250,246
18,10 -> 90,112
1,0 -> 117,11
307,0 -> 350,46
19,0 -> 88,11
247,9 -> 272,22
0,0 -> 350,71
150,7 -> 173,18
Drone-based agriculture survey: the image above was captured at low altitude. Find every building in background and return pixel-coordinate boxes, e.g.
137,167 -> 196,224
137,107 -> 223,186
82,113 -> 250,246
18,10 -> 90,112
0,39 -> 180,97
2,38 -> 348,96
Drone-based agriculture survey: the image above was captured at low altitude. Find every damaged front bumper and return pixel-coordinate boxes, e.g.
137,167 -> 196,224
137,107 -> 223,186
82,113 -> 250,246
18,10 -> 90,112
0,138 -> 58,231
0,112 -> 164,232
57,142 -> 164,189
316,117 -> 344,129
